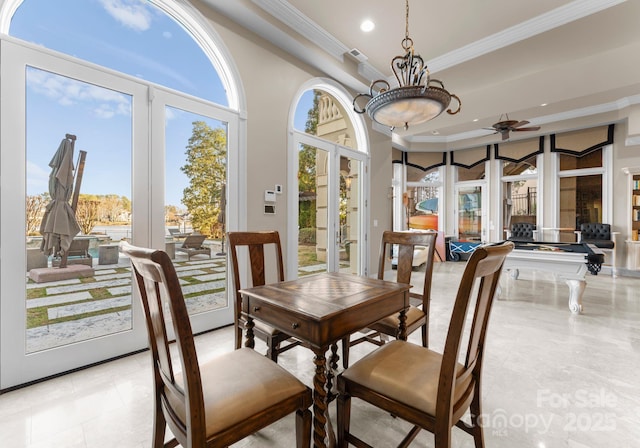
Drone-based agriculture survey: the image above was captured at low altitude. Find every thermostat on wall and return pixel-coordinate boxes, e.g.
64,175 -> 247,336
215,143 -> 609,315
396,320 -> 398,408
264,204 -> 276,215
265,190 -> 276,202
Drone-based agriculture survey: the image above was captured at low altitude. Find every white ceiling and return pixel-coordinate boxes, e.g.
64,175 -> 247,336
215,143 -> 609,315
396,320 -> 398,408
201,0 -> 640,148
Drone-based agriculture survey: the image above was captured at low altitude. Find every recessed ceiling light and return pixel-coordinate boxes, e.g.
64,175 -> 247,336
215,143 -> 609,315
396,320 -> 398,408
540,103 -> 548,107
360,19 -> 375,32
473,118 -> 479,122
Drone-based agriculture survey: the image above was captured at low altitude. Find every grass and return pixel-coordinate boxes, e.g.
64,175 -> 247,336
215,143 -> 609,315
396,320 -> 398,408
25,245 -> 325,330
298,244 -> 319,266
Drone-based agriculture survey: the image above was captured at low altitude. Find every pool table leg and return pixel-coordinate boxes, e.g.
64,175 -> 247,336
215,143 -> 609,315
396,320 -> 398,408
565,279 -> 585,314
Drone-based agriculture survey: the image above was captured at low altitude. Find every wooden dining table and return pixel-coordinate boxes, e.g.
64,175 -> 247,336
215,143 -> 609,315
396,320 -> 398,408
240,271 -> 411,448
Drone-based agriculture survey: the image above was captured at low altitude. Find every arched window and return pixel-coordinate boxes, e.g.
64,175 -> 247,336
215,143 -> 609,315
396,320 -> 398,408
8,0 -> 232,104
0,0 -> 244,388
289,79 -> 369,277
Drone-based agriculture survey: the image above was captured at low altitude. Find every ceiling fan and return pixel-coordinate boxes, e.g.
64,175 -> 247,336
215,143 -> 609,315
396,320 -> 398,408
484,114 -> 541,141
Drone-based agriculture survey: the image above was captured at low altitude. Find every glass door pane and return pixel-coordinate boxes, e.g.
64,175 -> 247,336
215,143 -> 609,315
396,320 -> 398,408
2,41 -> 149,388
339,156 -> 361,274
503,180 -> 537,238
298,143 -> 329,276
25,67 -> 133,353
457,185 -> 483,241
559,174 -> 603,242
164,106 -> 228,316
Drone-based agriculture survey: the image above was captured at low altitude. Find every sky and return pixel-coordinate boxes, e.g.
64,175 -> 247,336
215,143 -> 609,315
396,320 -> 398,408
13,0 -> 313,208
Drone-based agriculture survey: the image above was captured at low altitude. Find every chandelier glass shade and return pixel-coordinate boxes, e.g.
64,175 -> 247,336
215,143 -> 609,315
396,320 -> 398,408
353,0 -> 461,130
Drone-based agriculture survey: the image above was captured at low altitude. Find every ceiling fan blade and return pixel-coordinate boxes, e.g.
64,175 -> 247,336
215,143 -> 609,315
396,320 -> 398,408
512,120 -> 530,128
513,126 -> 541,132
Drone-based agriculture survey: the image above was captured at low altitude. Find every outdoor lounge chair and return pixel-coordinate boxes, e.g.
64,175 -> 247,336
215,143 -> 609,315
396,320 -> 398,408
168,227 -> 191,238
52,238 -> 93,267
176,234 -> 210,261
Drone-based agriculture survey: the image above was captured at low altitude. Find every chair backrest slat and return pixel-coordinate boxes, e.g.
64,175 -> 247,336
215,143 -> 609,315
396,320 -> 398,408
437,241 -> 513,419
228,231 -> 285,320
377,230 -> 438,309
120,241 -> 206,443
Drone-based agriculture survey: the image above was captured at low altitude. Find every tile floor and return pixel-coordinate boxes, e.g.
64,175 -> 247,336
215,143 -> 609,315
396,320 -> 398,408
1,261 -> 639,447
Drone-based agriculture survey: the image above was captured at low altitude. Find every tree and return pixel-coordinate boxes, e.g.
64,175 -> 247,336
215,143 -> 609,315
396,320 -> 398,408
76,198 -> 99,234
26,193 -> 48,235
181,121 -> 226,237
298,90 -> 321,229
100,194 -> 123,222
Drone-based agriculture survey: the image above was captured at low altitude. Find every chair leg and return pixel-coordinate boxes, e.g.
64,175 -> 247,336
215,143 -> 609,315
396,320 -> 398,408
469,388 -> 485,447
341,336 -> 350,369
434,429 -> 452,448
234,322 -> 242,350
267,338 -> 279,362
337,392 -> 351,447
295,408 -> 312,448
152,398 -> 167,448
421,324 -> 428,348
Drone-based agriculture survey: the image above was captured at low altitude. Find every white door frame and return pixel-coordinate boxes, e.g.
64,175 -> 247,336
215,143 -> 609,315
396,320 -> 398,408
287,131 -> 368,278
0,38 -> 238,388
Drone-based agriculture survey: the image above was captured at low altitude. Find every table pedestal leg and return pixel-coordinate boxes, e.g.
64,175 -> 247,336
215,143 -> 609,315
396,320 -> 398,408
565,279 -> 585,314
244,317 -> 255,348
312,350 -> 329,448
327,343 -> 339,401
398,309 -> 408,341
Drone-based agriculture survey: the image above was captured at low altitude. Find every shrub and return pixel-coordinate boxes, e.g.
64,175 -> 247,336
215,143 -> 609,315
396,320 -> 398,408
298,228 -> 316,244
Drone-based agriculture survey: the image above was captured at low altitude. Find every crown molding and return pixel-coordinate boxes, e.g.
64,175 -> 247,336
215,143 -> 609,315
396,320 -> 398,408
428,0 -> 626,73
252,0 -> 349,62
252,0 -> 625,81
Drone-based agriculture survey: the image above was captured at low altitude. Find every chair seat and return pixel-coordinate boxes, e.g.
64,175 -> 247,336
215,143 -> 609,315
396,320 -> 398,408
368,305 -> 425,334
341,340 -> 470,417
171,347 -> 309,437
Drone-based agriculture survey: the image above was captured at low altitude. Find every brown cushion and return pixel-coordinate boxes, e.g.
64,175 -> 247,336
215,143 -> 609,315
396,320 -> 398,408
372,305 -> 425,331
168,347 -> 308,437
341,340 -> 471,416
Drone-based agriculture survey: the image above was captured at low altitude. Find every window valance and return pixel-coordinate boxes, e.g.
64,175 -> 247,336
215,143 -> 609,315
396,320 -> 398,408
450,145 -> 490,169
404,151 -> 447,171
495,136 -> 544,162
551,124 -> 614,156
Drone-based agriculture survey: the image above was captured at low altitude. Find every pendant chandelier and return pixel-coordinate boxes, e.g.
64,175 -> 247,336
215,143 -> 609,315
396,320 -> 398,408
353,0 -> 461,131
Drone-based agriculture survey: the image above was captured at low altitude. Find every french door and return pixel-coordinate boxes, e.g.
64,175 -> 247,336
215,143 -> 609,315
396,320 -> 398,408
455,183 -> 487,242
290,132 -> 367,278
0,38 -> 235,388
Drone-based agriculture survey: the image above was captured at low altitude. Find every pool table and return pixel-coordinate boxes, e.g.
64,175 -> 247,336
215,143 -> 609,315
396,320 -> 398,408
502,241 -> 605,314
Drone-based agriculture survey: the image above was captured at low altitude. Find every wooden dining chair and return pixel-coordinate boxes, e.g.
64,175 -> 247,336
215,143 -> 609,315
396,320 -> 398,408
337,241 -> 514,448
341,230 -> 438,368
120,241 -> 312,448
227,231 -> 301,362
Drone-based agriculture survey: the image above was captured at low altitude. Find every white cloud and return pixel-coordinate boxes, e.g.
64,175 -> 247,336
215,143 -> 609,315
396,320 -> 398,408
27,68 -> 131,118
98,0 -> 153,32
26,160 -> 49,194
